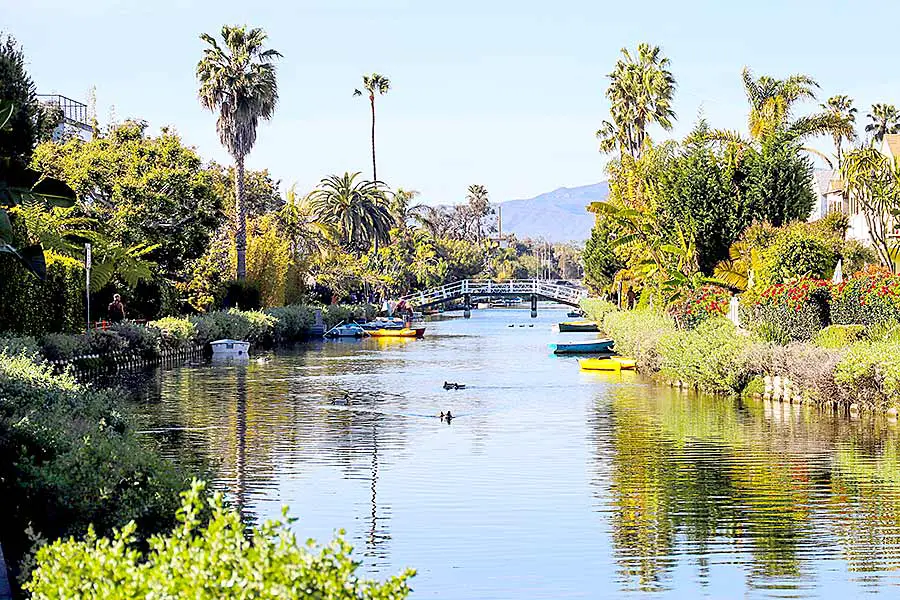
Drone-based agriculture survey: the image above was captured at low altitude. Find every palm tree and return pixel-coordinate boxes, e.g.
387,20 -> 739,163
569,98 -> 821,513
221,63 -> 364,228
465,184 -> 490,243
197,25 -> 281,280
597,43 -> 676,158
865,103 -> 900,145
310,172 -> 393,254
353,73 -> 390,181
820,95 -> 857,169
390,188 -> 423,228
716,69 -> 853,150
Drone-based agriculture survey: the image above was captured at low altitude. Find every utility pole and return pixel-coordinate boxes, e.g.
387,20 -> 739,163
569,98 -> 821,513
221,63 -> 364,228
85,242 -> 92,333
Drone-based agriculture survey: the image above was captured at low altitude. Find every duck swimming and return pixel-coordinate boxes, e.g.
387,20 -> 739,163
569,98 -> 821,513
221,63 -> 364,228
443,382 -> 466,390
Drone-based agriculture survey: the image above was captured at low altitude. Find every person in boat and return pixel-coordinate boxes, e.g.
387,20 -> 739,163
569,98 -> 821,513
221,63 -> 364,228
444,410 -> 453,421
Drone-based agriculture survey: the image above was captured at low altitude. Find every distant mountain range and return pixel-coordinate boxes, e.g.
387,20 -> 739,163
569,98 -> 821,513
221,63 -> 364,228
497,182 -> 608,244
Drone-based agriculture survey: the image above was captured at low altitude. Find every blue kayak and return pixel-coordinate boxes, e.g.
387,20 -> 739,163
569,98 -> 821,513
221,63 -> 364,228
550,339 -> 615,354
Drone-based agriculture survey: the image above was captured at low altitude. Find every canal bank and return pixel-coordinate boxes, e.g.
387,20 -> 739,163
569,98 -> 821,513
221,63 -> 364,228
129,306 -> 900,598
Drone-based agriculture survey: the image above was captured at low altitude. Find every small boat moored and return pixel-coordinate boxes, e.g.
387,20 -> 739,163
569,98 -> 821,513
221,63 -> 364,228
566,309 -> 584,318
324,323 -> 367,338
550,339 -> 615,354
558,321 -> 600,333
579,356 -> 637,371
367,327 -> 425,338
211,339 -> 250,357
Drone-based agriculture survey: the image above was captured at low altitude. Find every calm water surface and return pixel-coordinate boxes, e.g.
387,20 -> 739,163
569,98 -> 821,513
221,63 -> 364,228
131,308 -> 900,598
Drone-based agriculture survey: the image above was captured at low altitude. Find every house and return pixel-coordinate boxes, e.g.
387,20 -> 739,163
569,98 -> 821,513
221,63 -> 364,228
36,94 -> 92,141
808,134 -> 900,245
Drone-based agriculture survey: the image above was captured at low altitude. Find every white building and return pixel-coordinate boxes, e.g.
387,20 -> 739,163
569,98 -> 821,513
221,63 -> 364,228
808,134 -> 900,245
36,94 -> 92,142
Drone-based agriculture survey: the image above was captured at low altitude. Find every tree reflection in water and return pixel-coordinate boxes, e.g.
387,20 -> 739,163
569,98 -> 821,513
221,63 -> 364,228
597,384 -> 900,594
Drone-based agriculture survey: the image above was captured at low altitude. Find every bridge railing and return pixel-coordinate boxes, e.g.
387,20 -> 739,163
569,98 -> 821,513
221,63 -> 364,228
400,279 -> 587,307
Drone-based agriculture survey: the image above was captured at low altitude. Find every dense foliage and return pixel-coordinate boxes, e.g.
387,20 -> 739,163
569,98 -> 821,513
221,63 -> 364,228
25,481 -> 415,599
831,265 -> 900,326
0,351 -> 193,586
666,285 -> 730,329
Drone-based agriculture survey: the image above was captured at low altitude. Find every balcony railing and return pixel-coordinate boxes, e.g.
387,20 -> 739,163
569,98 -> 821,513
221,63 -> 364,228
36,94 -> 91,131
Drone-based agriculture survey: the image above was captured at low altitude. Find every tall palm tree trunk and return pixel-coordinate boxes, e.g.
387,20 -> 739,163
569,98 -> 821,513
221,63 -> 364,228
235,155 -> 247,279
370,94 -> 377,181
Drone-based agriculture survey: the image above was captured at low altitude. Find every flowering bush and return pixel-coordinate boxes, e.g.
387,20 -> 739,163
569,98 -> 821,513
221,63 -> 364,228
831,265 -> 900,326
745,277 -> 831,341
666,285 -> 730,329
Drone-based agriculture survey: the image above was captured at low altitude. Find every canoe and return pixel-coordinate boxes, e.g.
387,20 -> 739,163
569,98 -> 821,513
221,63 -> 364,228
558,321 -> 599,333
579,356 -> 637,371
550,339 -> 615,354
367,327 -> 425,338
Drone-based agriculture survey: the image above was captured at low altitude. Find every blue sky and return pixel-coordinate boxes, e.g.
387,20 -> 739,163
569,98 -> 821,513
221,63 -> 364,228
4,0 -> 899,204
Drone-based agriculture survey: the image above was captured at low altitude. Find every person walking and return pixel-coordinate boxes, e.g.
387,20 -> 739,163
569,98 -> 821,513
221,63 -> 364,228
108,294 -> 126,323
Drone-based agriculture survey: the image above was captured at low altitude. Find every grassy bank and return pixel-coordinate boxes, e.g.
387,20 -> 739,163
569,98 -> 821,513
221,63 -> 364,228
0,303 -> 377,366
581,299 -> 900,413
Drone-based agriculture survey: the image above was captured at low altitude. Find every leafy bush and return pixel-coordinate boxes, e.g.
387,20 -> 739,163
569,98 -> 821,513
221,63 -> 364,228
149,316 -> 197,349
579,298 -> 617,324
813,324 -> 865,349
666,285 -> 730,329
0,336 -> 41,357
831,265 -> 900,327
0,351 -> 192,586
602,309 -> 676,373
759,228 -> 837,285
39,333 -> 91,361
744,277 -> 831,341
0,253 -> 84,336
190,309 -> 275,346
265,304 -> 316,341
657,317 -> 753,393
866,319 -> 900,343
25,481 -> 415,600
834,341 -> 900,410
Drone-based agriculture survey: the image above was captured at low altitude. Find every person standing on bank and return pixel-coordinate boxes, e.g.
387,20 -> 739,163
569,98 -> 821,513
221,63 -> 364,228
108,294 -> 126,323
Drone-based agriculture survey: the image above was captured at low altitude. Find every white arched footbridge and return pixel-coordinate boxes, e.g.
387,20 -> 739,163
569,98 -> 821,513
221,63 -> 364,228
400,279 -> 587,309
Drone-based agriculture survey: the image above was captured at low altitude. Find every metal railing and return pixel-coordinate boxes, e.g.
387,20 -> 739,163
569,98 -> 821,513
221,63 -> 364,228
400,279 -> 587,308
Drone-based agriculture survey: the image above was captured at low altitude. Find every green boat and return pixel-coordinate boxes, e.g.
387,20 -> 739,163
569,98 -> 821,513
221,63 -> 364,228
558,321 -> 600,333
550,339 -> 614,354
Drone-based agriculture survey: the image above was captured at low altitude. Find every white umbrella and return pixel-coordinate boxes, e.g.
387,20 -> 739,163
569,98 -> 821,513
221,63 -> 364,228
832,259 -> 843,284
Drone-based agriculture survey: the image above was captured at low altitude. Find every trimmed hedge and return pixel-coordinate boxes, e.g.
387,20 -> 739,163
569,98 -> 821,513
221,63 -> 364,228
743,277 -> 831,342
657,317 -> 753,394
831,265 -> 900,327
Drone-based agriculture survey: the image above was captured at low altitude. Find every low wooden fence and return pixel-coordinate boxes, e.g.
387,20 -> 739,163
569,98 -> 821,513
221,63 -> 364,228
48,344 -> 206,377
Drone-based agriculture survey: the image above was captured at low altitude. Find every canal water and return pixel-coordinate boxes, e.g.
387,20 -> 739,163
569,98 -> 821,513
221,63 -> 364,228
130,307 -> 900,598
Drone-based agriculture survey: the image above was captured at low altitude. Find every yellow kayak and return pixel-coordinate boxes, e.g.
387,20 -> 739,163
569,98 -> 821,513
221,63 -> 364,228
579,357 -> 637,371
366,327 -> 425,338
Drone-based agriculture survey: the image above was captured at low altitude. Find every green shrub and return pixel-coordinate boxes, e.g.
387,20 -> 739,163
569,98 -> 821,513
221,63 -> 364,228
0,253 -> 84,336
109,322 -> 162,359
149,316 -> 197,349
602,309 -> 676,373
0,336 -> 41,357
39,333 -> 91,361
831,265 -> 900,327
657,317 -> 753,394
834,341 -> 900,410
744,277 -> 831,341
759,229 -> 836,285
666,285 -> 730,330
813,324 -> 866,349
0,352 -> 192,586
866,319 -> 900,343
25,481 -> 415,600
265,304 -> 316,341
190,309 -> 275,346
579,298 -> 617,324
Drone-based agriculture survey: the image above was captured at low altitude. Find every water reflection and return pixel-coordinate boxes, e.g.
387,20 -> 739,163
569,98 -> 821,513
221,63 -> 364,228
130,309 -> 900,598
600,385 -> 900,595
